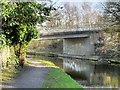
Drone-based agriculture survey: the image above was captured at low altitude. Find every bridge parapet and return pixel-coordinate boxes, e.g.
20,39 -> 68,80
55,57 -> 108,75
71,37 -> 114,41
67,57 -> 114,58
38,24 -> 103,34
40,29 -> 101,40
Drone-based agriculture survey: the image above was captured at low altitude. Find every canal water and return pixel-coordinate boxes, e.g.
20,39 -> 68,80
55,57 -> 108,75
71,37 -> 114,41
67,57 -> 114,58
62,58 -> 120,88
29,56 -> 120,88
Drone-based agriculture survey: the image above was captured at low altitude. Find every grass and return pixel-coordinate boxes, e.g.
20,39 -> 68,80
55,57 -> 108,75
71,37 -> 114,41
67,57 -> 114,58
2,60 -> 30,82
37,59 -> 55,66
26,60 -> 32,65
38,59 -> 83,89
42,67 -> 83,89
27,51 -> 59,57
2,67 -> 20,81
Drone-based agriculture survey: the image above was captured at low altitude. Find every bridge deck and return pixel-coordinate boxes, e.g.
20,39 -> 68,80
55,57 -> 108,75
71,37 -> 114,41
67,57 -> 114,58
40,30 -> 101,40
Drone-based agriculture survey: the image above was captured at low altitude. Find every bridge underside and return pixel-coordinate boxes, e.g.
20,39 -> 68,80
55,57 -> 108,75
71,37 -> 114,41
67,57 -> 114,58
40,30 -> 100,40
40,34 -> 89,40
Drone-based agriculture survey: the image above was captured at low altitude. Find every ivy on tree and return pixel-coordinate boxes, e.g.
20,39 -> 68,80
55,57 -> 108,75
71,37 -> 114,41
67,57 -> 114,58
2,1 -> 52,67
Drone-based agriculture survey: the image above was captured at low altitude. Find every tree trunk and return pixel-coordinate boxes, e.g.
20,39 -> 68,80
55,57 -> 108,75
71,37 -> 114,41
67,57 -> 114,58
18,43 -> 25,68
14,43 -> 26,68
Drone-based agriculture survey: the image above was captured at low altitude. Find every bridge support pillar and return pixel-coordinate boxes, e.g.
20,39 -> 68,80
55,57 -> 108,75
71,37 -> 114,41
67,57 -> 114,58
63,38 -> 95,56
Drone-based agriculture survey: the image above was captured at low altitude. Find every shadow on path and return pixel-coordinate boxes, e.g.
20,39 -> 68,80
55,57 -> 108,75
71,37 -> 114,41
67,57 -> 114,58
2,60 -> 50,88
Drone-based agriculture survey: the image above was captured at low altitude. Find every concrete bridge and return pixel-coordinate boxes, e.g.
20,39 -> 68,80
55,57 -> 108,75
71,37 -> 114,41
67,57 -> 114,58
40,29 -> 102,56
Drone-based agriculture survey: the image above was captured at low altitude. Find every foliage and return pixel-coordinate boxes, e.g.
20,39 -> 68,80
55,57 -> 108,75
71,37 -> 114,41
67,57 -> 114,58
0,34 -> 6,48
2,2 -> 51,46
103,1 -> 120,39
101,1 -> 120,58
1,1 -> 52,66
103,1 -> 120,27
2,59 -> 30,81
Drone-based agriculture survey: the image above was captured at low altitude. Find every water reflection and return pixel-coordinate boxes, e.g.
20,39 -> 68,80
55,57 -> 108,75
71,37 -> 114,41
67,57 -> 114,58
63,58 -> 120,88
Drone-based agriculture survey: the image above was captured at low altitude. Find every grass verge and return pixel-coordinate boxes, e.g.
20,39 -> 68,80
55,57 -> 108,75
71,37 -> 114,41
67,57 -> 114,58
2,67 -> 20,82
42,67 -> 83,89
38,59 -> 83,89
2,60 -> 30,82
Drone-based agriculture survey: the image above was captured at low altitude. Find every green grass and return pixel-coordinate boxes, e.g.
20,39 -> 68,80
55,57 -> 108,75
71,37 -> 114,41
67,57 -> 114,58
27,51 -> 59,57
38,59 -> 83,89
2,67 -> 20,81
26,60 -> 32,65
37,59 -> 55,66
42,67 -> 83,88
2,60 -> 30,82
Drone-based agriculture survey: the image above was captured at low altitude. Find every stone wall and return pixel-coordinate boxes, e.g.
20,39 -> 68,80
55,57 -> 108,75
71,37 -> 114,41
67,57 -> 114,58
0,46 -> 16,68
0,46 -> 10,67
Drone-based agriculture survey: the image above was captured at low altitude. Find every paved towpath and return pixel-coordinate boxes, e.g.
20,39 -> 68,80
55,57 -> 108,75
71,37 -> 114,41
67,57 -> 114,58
2,58 -> 49,88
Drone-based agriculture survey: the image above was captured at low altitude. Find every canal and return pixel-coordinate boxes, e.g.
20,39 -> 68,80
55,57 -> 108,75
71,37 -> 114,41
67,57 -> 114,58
62,58 -> 120,88
28,55 -> 120,88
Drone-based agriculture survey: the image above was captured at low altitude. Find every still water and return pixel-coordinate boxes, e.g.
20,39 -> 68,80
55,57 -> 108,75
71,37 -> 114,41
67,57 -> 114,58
63,58 -> 120,88
31,56 -> 120,88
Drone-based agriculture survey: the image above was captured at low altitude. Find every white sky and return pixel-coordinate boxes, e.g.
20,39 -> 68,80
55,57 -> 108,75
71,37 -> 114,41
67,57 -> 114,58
52,0 -> 107,7
37,0 -> 106,8
50,0 -> 106,12
56,0 -> 106,2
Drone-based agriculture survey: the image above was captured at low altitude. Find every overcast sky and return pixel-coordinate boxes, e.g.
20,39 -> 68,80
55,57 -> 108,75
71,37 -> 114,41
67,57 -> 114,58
55,0 -> 106,2
52,0 -> 106,6
50,0 -> 106,12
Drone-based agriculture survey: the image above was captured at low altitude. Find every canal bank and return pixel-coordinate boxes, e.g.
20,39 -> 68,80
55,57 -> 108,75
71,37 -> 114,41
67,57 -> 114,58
27,51 -> 120,64
42,67 -> 83,88
33,58 -> 83,88
2,58 -> 83,89
27,53 -> 120,88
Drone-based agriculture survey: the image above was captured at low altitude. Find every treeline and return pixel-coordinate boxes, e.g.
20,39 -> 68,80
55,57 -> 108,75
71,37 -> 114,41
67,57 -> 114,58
98,1 -> 120,59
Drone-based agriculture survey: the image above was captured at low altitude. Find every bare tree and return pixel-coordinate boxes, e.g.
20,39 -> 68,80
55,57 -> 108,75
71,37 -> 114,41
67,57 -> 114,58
40,2 -> 103,32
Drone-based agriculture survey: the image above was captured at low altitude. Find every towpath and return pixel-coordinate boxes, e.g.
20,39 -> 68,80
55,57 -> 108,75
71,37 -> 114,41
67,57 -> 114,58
2,59 -> 49,88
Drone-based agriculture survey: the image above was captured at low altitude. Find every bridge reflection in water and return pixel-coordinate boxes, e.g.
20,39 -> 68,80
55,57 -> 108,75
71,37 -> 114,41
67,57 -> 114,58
63,58 -> 120,88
